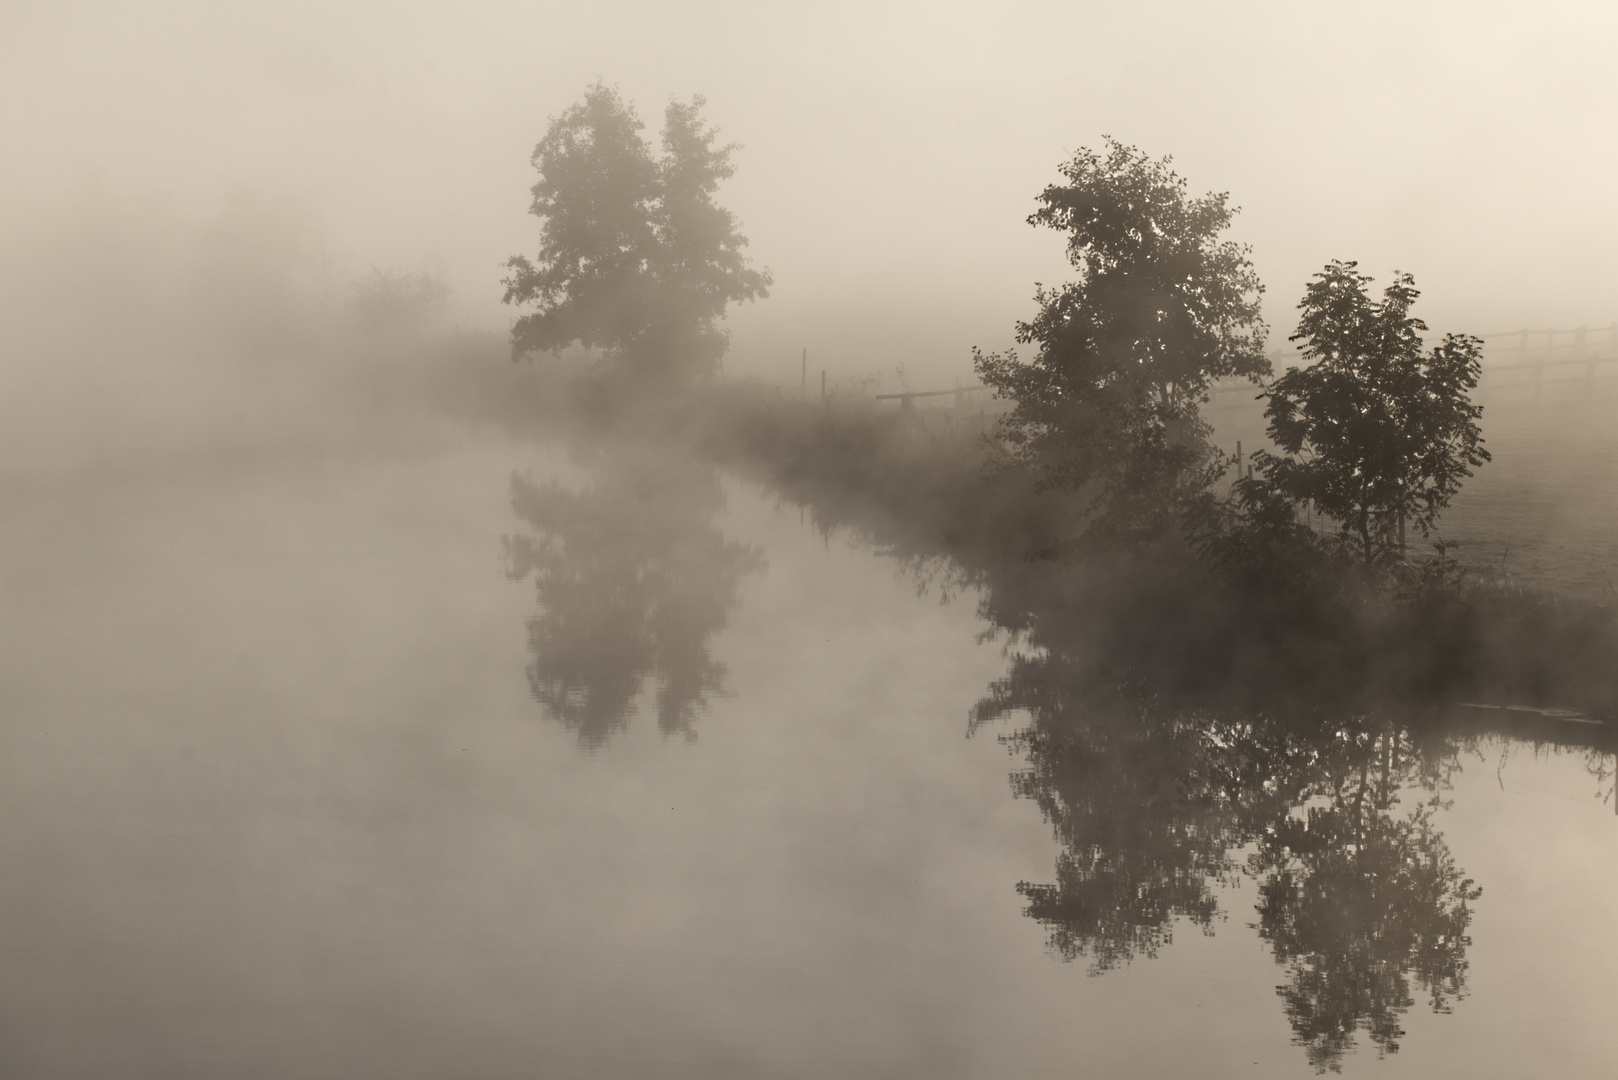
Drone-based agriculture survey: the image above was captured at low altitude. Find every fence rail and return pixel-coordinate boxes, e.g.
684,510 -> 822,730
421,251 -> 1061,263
846,324 -> 1618,409
1209,322 -> 1618,404
874,386 -> 990,407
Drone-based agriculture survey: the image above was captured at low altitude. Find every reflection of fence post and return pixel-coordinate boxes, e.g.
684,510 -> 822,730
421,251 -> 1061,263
801,348 -> 807,395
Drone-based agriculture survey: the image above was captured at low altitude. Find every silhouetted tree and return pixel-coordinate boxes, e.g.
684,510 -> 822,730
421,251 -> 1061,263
1253,263 -> 1489,563
974,138 -> 1268,543
502,84 -> 771,385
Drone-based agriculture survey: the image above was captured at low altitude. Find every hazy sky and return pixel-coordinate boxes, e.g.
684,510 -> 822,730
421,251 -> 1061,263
5,0 -> 1616,382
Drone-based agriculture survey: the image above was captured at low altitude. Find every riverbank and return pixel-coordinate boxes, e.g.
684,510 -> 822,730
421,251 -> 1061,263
411,336 -> 1618,721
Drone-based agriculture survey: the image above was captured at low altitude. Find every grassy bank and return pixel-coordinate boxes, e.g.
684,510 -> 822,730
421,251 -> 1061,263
415,339 -> 1618,723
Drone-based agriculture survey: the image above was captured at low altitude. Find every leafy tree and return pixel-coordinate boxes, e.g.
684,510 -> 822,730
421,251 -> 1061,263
974,138 -> 1268,542
1253,263 -> 1489,563
502,84 -> 770,384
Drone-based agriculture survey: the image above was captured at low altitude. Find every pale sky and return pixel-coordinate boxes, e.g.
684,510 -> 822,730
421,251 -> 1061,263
5,0 -> 1616,383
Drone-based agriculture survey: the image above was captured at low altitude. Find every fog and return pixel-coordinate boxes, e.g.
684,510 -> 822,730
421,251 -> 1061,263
5,4 -> 1618,1078
7,1 -> 1618,387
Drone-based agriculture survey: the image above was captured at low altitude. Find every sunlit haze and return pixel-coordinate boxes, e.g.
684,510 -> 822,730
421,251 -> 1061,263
7,1 -> 1616,382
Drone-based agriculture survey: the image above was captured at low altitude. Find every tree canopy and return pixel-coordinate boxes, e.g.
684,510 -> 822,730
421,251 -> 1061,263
503,84 -> 770,384
1252,263 -> 1489,563
975,137 -> 1268,542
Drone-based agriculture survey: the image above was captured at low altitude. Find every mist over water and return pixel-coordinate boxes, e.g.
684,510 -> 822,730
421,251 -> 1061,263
5,3 -> 1618,1077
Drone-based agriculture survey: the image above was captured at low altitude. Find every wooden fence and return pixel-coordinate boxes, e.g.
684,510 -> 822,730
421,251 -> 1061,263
873,386 -> 990,409
846,324 -> 1618,410
1209,323 -> 1618,405
1474,323 -> 1618,397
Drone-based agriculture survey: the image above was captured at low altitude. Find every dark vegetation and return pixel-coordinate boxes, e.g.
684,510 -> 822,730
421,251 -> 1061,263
975,137 -> 1269,545
441,87 -> 1618,1070
349,267 -> 449,334
502,83 -> 770,388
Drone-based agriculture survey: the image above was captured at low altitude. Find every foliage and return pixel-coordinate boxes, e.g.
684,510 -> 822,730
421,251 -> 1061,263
1184,477 -> 1336,593
974,137 -> 1268,543
1253,263 -> 1489,564
502,83 -> 770,385
349,267 -> 448,332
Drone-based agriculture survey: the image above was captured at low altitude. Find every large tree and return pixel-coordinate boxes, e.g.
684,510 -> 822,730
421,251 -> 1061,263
975,138 -> 1268,542
1253,262 -> 1489,563
502,84 -> 770,383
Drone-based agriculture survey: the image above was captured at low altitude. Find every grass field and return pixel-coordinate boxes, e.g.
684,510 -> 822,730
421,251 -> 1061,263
1209,386 -> 1618,597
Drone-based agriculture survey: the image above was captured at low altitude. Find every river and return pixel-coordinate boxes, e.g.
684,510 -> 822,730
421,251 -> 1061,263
0,356 -> 1614,1078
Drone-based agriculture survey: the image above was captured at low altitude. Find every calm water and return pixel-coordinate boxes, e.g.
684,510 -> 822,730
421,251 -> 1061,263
1,370 -> 1615,1078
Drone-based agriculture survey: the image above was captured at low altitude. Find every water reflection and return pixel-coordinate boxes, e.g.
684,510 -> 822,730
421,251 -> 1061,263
496,432 -> 1617,1070
1252,732 -> 1478,1071
975,628 -> 1553,1071
505,446 -> 765,747
976,651 -> 1488,1068
747,446 -> 1618,1071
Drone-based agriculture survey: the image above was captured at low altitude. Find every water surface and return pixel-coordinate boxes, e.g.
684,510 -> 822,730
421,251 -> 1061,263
0,381 -> 1614,1078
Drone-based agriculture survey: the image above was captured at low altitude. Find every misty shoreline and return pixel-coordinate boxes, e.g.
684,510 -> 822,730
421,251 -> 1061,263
347,325 -> 1614,729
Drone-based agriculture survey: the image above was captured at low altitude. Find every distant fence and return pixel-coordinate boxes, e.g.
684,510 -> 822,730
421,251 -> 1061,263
850,324 -> 1618,411
1209,323 -> 1618,406
1474,324 -> 1618,397
873,386 -> 991,409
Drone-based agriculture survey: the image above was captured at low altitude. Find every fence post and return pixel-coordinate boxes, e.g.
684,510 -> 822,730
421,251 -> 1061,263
1535,337 -> 1544,405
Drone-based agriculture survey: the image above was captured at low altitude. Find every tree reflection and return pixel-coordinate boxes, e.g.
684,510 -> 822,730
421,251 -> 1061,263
977,651 -> 1481,1071
1250,725 -> 1479,1071
978,657 -> 1293,972
505,448 -> 764,747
